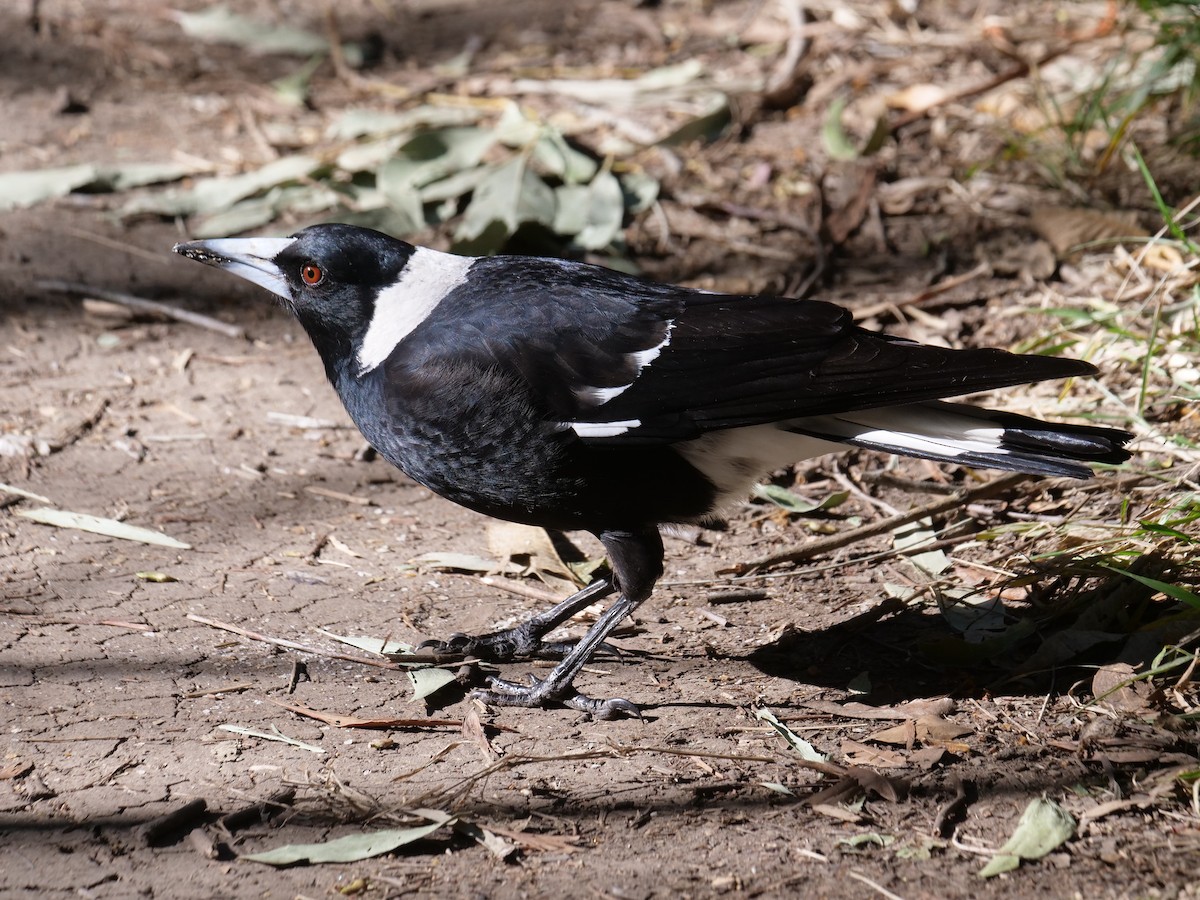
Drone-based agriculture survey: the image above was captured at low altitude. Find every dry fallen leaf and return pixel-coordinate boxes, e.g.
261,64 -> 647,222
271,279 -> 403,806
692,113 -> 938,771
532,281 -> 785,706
487,521 -> 581,595
462,706 -> 502,762
1030,206 -> 1147,259
869,717 -> 973,746
0,761 -> 34,780
840,740 -> 907,768
1092,662 -> 1152,713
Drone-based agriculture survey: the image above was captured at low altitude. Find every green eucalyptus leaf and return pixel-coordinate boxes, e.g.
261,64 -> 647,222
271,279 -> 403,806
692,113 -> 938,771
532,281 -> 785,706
455,156 -> 556,243
574,169 -> 625,250
533,132 -> 598,183
245,820 -> 450,866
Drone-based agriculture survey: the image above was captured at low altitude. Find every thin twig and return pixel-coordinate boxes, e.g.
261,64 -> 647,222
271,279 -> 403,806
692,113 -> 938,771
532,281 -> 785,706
0,612 -> 152,631
52,224 -> 168,266
847,871 -> 907,900
477,575 -> 569,604
182,682 -> 255,698
851,262 -> 991,321
891,47 -> 1069,132
186,613 -> 409,670
731,472 -> 1030,574
831,460 -> 901,517
37,280 -> 246,339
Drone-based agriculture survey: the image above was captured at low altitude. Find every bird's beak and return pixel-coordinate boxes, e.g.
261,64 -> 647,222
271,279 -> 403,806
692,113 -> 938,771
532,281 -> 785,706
173,237 -> 297,301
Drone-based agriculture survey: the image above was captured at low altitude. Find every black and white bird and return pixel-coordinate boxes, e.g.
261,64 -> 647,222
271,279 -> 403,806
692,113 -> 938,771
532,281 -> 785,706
175,224 -> 1132,717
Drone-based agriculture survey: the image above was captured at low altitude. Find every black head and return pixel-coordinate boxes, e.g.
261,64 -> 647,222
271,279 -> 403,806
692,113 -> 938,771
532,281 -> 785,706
173,224 -> 419,370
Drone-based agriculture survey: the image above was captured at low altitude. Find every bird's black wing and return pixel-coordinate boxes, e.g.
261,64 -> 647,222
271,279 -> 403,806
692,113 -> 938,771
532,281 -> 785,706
405,256 -> 1096,444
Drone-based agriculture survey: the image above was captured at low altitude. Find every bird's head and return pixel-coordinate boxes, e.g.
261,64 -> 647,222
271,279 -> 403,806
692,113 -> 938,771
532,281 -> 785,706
173,224 -> 422,370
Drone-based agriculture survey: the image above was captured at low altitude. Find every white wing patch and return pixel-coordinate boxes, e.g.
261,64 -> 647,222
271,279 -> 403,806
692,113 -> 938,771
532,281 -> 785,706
571,320 -> 675,409
570,419 -> 642,438
357,248 -> 474,375
799,406 -> 1007,457
575,385 -> 631,405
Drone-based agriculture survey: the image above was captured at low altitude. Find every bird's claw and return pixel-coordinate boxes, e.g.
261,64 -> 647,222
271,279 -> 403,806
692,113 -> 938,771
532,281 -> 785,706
416,632 -> 471,654
472,674 -> 642,721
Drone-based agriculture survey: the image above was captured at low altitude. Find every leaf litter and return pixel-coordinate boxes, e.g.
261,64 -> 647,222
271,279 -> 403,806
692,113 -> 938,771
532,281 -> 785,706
6,0 -> 1200,895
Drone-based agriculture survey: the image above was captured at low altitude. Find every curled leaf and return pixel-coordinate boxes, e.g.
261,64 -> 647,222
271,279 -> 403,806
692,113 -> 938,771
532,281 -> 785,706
978,797 -> 1076,878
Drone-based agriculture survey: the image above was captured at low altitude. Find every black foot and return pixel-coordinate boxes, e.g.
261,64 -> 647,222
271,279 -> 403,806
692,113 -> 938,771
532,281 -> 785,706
417,628 -> 586,663
415,576 -> 620,663
472,675 -> 642,721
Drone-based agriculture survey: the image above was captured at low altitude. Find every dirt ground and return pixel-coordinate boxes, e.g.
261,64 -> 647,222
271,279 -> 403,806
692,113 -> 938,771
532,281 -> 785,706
2,1 -> 1199,898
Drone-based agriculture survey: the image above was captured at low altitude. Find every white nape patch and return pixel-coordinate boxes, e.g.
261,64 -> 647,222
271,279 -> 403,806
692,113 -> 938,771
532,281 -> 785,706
573,320 -> 675,408
357,248 -> 474,375
570,419 -> 642,438
678,425 -> 843,512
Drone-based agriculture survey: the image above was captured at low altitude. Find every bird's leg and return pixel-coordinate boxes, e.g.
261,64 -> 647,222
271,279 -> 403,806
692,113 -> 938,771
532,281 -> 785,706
419,576 -> 616,661
472,526 -> 663,719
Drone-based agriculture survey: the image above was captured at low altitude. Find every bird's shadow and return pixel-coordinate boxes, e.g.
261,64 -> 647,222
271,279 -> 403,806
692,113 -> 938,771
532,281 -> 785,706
739,557 -> 1191,705
744,598 -> 1006,703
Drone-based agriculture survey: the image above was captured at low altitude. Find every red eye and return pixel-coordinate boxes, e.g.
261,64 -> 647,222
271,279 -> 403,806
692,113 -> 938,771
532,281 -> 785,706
300,263 -> 324,285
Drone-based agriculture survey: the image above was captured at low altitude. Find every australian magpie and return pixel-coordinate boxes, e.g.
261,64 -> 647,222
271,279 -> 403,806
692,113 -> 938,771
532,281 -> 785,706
174,224 -> 1133,718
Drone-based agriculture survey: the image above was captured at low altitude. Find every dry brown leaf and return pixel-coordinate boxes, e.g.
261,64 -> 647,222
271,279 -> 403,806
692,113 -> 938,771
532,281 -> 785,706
975,90 -> 1055,134
462,707 -> 502,762
807,778 -> 860,808
824,165 -> 876,245
1030,206 -> 1147,259
483,822 -> 582,854
868,719 -> 916,750
848,766 -> 906,802
918,719 -> 974,743
896,698 -> 956,718
487,521 -> 580,595
1096,748 -> 1168,765
869,717 -> 971,746
841,740 -> 907,768
909,747 -> 947,770
1092,662 -> 1152,713
805,698 -> 956,721
0,761 -> 34,780
812,802 -> 864,823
